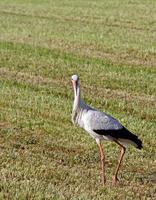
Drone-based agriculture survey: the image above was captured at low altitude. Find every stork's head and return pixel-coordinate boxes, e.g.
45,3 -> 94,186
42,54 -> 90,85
71,74 -> 79,82
71,74 -> 79,96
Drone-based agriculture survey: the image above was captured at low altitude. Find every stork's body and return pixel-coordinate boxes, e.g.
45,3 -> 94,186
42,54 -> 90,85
71,75 -> 143,185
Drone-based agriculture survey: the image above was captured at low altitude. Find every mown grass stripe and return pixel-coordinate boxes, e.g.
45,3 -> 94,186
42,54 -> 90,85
1,10 -> 155,33
0,41 -> 155,96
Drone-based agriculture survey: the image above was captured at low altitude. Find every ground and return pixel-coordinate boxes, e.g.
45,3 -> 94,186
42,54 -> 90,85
0,0 -> 156,199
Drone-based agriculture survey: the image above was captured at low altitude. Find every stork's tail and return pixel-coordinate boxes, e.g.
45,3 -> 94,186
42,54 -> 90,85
118,127 -> 143,150
133,138 -> 143,149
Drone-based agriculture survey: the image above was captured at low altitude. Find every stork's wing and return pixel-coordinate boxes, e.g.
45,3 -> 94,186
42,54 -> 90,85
83,109 -> 123,131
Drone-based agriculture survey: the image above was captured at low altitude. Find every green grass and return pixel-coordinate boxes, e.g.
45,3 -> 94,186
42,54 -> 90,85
0,0 -> 156,199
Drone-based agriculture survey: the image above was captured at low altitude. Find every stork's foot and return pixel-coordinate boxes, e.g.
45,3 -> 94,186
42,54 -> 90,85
102,176 -> 106,186
112,176 -> 119,186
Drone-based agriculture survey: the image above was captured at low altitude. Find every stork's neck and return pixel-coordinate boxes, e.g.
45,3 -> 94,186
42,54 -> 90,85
72,83 -> 81,124
73,83 -> 81,111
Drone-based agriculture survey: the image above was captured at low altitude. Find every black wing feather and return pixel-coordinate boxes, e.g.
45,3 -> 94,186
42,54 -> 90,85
93,127 -> 143,149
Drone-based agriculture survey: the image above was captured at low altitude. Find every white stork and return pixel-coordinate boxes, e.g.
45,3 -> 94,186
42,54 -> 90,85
71,74 -> 143,185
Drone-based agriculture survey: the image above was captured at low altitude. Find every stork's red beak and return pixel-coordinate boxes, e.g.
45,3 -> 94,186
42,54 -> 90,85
72,80 -> 77,96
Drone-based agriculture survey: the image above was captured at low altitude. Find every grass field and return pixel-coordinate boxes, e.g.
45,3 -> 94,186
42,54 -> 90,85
0,0 -> 156,199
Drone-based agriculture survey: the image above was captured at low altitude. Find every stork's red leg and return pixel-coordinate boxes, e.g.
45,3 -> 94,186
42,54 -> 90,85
113,141 -> 126,185
98,142 -> 106,186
